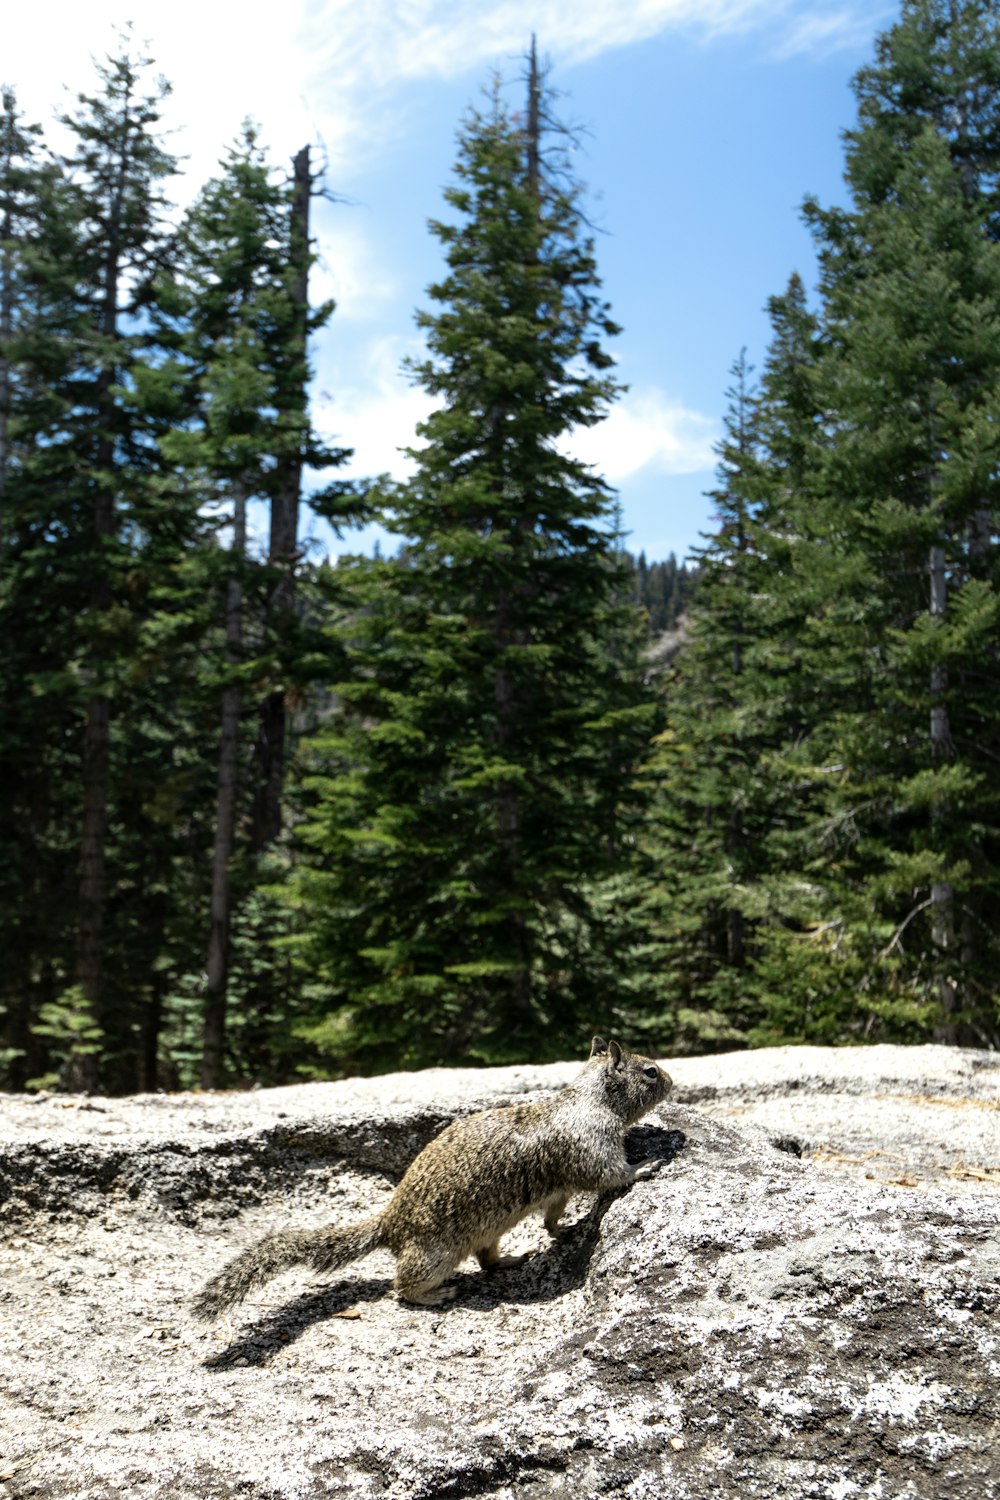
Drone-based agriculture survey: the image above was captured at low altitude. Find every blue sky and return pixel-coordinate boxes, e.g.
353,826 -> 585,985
9,0 -> 897,561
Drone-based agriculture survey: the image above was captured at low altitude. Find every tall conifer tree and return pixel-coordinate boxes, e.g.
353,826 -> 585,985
0,88 -> 81,1085
290,51 -> 655,1071
734,0 -> 1000,1045
801,114 -> 1000,1043
0,46 -> 191,1089
157,126 -> 348,1087
58,43 -> 179,1085
643,352 -> 773,1047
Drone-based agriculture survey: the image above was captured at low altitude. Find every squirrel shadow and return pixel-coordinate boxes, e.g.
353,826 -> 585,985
201,1127 -> 685,1370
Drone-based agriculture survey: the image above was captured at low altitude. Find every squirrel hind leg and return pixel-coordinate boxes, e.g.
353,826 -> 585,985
399,1283 -> 457,1306
542,1193 -> 570,1240
394,1242 -> 459,1306
476,1238 -> 538,1272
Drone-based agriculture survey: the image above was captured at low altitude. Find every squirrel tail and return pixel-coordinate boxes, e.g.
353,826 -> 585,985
191,1214 -> 385,1321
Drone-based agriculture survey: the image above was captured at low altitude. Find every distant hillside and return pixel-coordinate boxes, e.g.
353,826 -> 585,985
622,550 -> 697,634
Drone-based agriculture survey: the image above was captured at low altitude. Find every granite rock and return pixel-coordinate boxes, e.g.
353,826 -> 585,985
0,1043 -> 998,1499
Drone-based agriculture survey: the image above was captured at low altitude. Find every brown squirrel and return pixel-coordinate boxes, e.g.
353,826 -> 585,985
192,1037 -> 672,1317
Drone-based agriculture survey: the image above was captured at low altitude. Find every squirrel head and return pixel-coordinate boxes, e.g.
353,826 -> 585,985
588,1036 -> 672,1123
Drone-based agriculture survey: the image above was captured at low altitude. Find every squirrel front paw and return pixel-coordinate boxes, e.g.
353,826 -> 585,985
632,1159 -> 666,1182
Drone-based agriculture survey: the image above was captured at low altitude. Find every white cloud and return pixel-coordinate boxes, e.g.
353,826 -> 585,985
570,389 -> 717,482
318,347 -> 716,489
299,0 -> 777,91
6,0 -> 859,569
295,0 -> 881,98
310,215 -> 399,323
773,5 -> 895,61
5,0 -> 319,200
315,336 -> 437,479
5,2 -> 878,202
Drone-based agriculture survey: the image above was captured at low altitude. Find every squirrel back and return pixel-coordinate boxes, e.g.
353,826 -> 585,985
193,1036 -> 671,1318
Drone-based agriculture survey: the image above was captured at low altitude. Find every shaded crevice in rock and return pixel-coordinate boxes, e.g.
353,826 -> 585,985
409,1443 -> 572,1500
0,1112 -> 475,1227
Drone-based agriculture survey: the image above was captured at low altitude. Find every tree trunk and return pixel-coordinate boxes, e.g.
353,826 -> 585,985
251,145 -> 311,853
201,483 -> 247,1090
526,36 -> 540,197
493,613 -> 532,1029
140,974 -> 164,1094
74,431 -> 117,1090
73,99 -> 131,1091
0,101 -> 12,561
482,46 -> 546,1031
73,428 -> 118,1083
928,541 -> 958,1040
725,442 -> 748,970
73,692 -> 111,1090
725,807 -> 746,970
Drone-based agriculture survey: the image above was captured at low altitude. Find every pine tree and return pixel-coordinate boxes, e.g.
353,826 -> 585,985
799,116 -> 1000,1044
624,550 -> 695,635
0,87 -> 40,555
0,57 -> 354,1092
716,0 -> 1000,1048
652,3 -> 1000,1051
0,42 -> 223,1091
160,125 -> 297,1089
0,87 -> 80,1085
288,53 -> 656,1072
641,263 -> 845,1052
157,126 -> 349,1087
847,0 -> 1000,228
719,279 -> 873,1045
56,42 -> 180,1086
642,353 -> 769,1047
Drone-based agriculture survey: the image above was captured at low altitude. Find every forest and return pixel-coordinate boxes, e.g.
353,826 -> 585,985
1,0 -> 998,1095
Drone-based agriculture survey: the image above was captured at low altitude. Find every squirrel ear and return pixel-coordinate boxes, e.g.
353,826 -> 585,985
590,1036 -> 609,1058
608,1039 -> 623,1068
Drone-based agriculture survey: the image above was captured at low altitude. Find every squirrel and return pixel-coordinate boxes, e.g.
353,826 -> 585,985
192,1036 -> 672,1319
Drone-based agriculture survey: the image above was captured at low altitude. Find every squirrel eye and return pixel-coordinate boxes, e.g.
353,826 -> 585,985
644,1066 -> 658,1079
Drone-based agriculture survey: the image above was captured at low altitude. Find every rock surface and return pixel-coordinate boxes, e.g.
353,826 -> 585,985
0,1043 -> 998,1499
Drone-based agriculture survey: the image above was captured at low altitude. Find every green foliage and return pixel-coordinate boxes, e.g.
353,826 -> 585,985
0,43 -> 196,1092
5,9 -> 1000,1093
283,74 -> 658,1073
27,988 -> 104,1092
0,51 -> 347,1092
647,0 -> 1000,1051
623,551 -> 697,634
